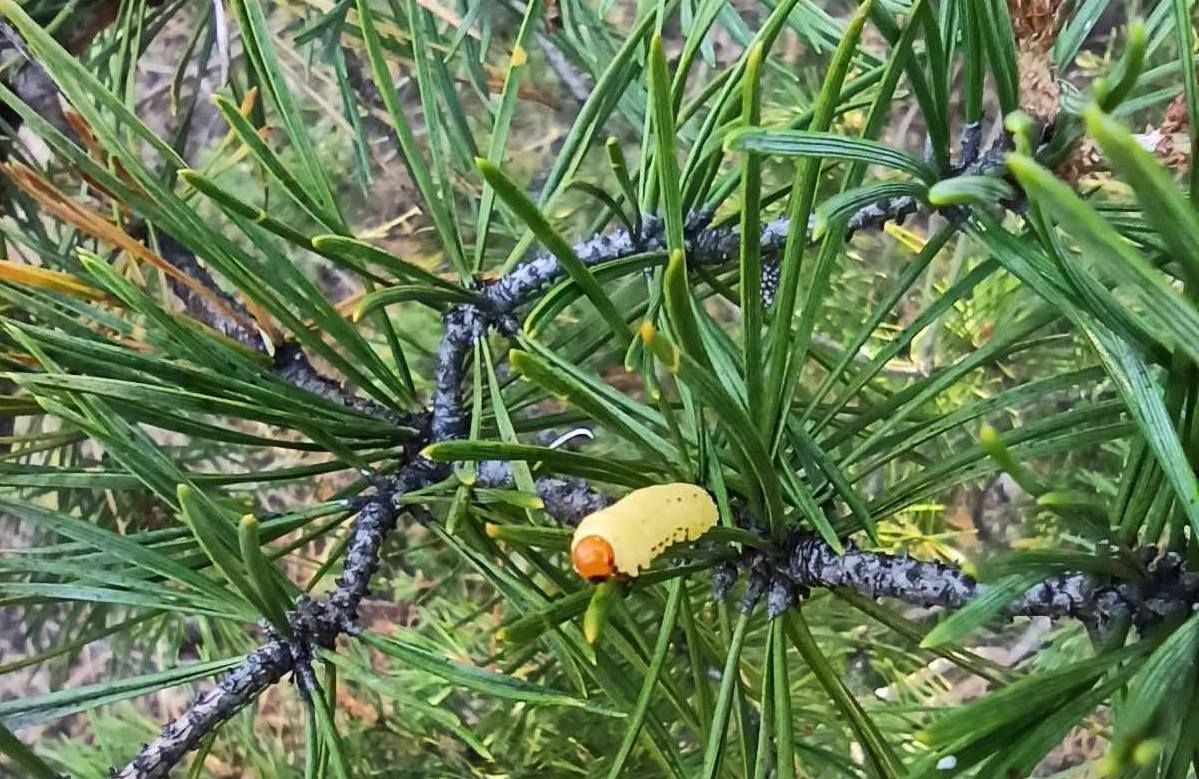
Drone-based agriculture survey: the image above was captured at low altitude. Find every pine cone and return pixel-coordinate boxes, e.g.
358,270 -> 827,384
1008,0 -> 1072,50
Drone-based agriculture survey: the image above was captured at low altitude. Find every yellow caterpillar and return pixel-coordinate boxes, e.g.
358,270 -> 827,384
571,483 -> 718,581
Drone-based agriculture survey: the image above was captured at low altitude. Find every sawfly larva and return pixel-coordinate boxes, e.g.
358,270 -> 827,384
571,483 -> 718,581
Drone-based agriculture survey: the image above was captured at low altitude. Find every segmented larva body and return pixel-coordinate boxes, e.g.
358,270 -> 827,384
570,483 -> 718,581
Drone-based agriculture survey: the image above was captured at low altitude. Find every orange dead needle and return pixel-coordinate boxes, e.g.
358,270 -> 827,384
572,535 -> 616,582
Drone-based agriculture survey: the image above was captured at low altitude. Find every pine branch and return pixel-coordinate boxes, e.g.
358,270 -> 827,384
476,461 -> 610,524
114,122 -> 1025,776
323,469 -> 423,633
479,476 -> 1199,634
273,343 -> 417,427
536,33 -> 594,107
153,231 -> 417,427
109,640 -> 293,779
785,536 -> 1199,633
0,21 -> 416,432
109,478 -> 415,779
0,22 -> 73,143
155,233 -> 262,350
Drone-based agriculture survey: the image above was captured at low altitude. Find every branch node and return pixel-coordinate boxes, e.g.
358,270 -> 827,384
766,573 -> 798,618
740,568 -> 768,615
712,561 -> 738,602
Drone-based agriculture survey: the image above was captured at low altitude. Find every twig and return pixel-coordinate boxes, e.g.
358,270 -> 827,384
786,536 -> 1199,634
110,640 -> 292,779
0,22 -> 73,144
476,461 -> 610,524
536,33 -> 593,106
152,231 -> 418,427
0,26 -> 413,433
273,343 -> 416,427
155,233 -> 262,349
108,477 -> 408,779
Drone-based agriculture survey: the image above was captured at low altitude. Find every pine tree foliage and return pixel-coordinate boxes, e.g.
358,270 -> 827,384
0,0 -> 1198,776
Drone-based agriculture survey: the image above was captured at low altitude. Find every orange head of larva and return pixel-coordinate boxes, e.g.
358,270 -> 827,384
572,535 -> 617,582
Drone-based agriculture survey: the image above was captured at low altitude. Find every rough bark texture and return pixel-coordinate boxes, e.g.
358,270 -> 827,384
430,304 -> 485,443
786,536 -> 1199,632
110,477 -> 419,778
156,233 -> 262,349
109,641 -> 293,779
273,342 -> 415,427
789,535 -> 980,607
476,462 -> 611,525
0,22 -> 72,144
